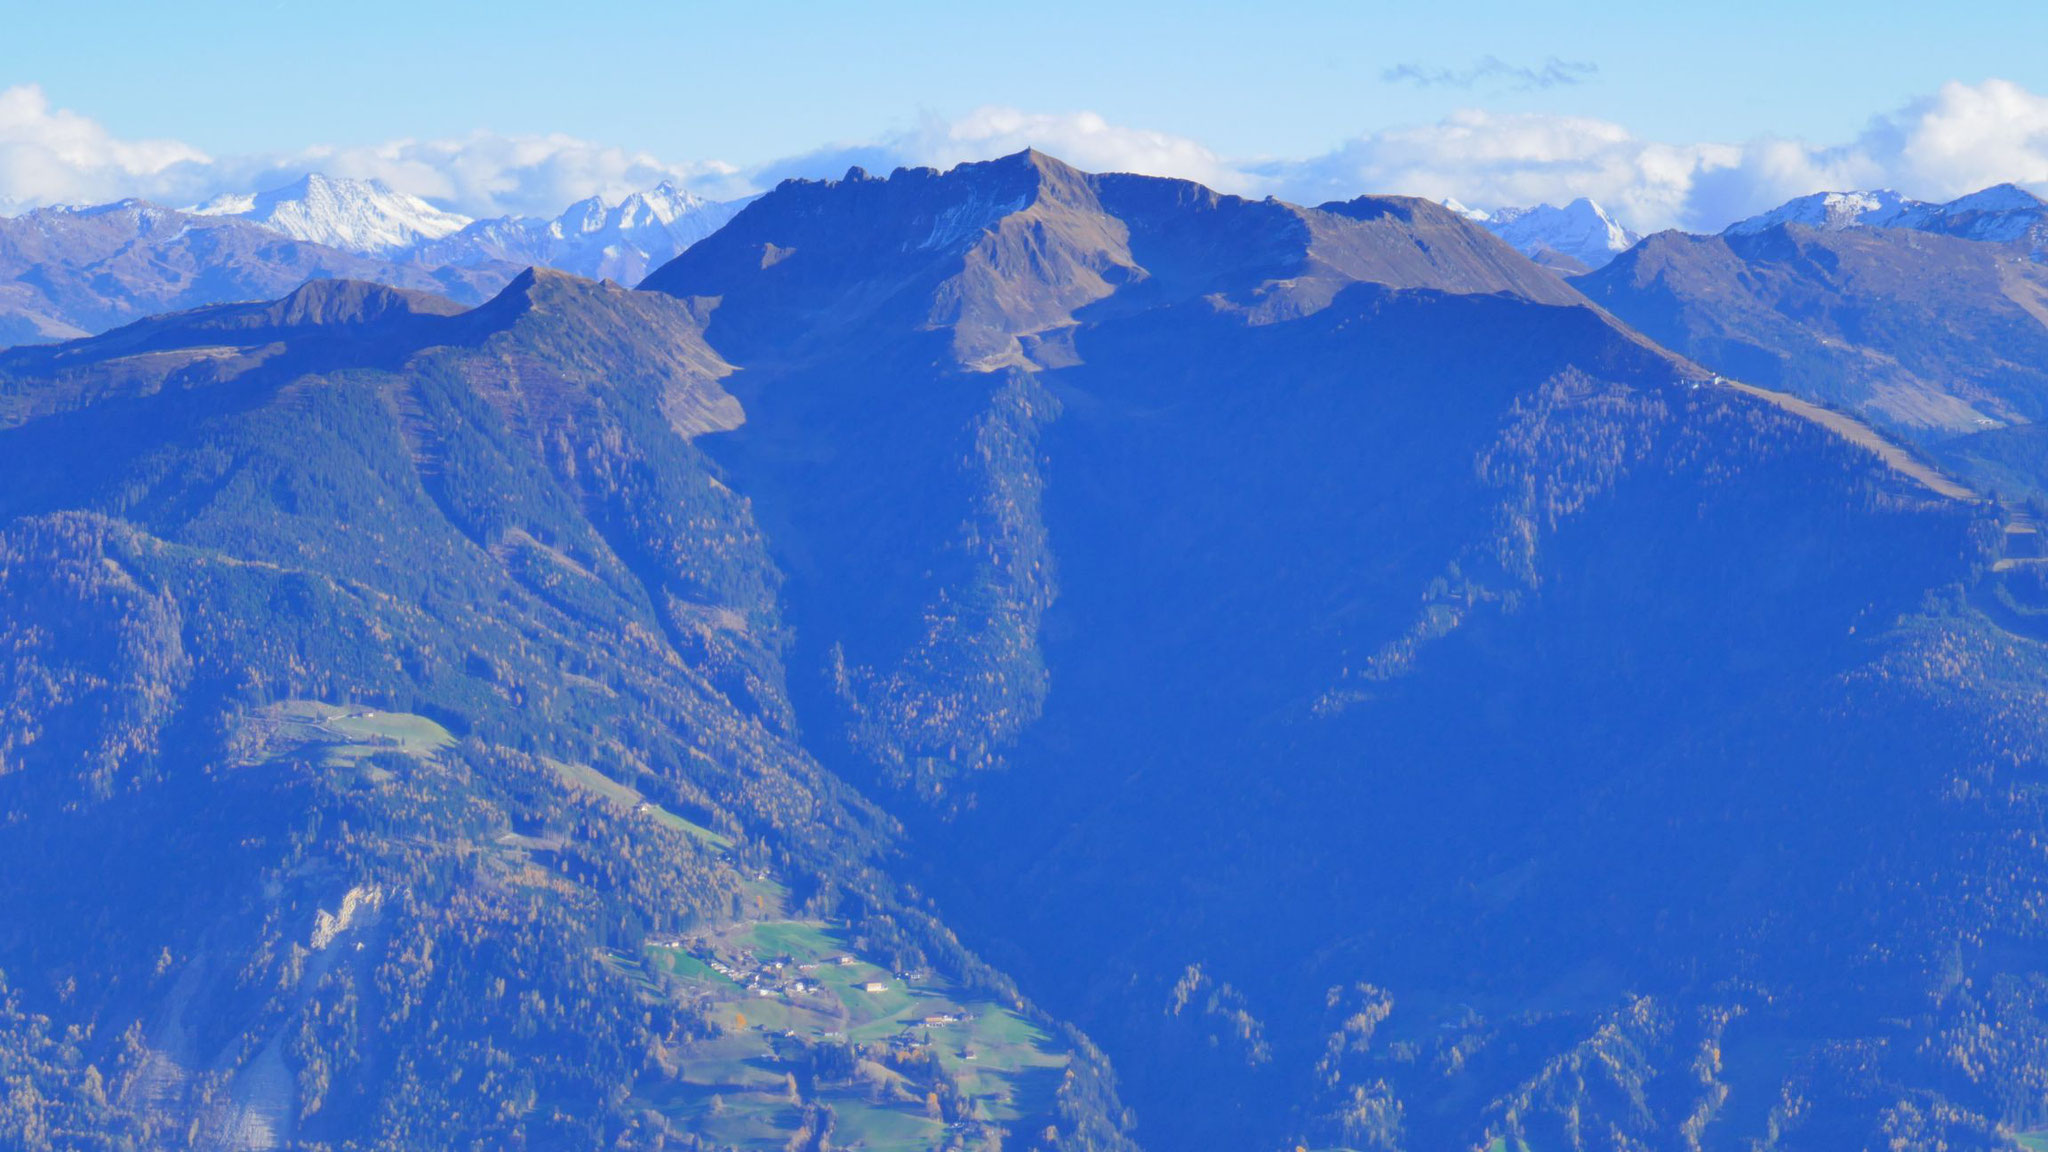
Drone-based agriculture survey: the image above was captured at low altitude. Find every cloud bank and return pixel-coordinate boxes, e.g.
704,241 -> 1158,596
0,85 -> 746,218
6,80 -> 2048,234
773,80 -> 2048,233
0,85 -> 207,210
1267,80 -> 2048,231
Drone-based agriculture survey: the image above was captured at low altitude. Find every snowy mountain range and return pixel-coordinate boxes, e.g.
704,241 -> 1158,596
1724,183 -> 2048,255
411,182 -> 748,285
198,173 -> 745,282
1448,182 -> 2048,272
0,173 -> 749,347
1448,197 -> 1641,272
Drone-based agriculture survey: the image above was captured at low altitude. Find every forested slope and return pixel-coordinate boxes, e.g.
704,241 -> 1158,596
0,271 -> 1134,1151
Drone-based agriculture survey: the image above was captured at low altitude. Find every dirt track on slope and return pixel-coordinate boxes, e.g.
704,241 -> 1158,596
1718,377 -> 1980,502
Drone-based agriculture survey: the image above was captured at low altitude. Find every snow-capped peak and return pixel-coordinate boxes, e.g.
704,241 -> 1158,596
1469,197 -> 1640,271
1441,197 -> 1490,222
552,196 -> 611,238
195,191 -> 257,216
405,183 -> 746,284
195,173 -> 472,255
617,183 -> 725,235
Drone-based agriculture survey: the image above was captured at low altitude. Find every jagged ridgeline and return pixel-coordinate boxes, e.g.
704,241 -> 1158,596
1,148 -> 2046,1152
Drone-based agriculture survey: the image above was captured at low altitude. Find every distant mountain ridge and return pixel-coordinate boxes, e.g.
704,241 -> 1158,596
199,172 -> 747,282
0,173 -> 747,348
1575,223 -> 2048,435
1725,182 -> 2048,256
0,198 -> 520,346
1448,183 -> 2048,274
1575,179 -> 2048,510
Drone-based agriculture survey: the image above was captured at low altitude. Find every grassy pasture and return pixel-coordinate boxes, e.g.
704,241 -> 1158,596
740,920 -> 837,962
259,700 -> 455,769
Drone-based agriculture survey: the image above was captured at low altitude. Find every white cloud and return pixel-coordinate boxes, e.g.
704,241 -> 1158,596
7,80 -> 2048,234
1262,80 -> 2048,232
237,134 -> 748,218
0,85 -> 208,212
0,84 -> 744,218
747,84 -> 2048,234
1871,79 -> 2048,199
906,107 -> 1252,193
1258,110 -> 1741,230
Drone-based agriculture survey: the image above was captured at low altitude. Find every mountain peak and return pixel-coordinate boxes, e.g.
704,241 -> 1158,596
1944,182 -> 2048,214
4,277 -> 470,372
987,146 -> 1091,188
642,152 -> 1138,366
1465,197 -> 1641,271
287,171 -> 379,194
262,276 -> 467,327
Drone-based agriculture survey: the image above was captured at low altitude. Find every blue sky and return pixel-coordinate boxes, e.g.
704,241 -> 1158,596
5,0 -> 2048,230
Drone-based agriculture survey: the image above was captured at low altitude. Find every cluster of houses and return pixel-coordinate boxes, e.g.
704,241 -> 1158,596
649,932 -> 993,1070
722,949 -> 837,1000
648,933 -> 875,1005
